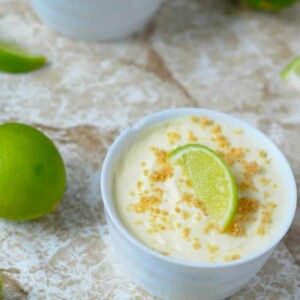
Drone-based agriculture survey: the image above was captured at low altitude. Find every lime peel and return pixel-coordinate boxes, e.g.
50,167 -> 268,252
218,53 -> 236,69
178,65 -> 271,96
281,56 -> 300,91
0,123 -> 66,221
0,40 -> 47,74
169,144 -> 238,231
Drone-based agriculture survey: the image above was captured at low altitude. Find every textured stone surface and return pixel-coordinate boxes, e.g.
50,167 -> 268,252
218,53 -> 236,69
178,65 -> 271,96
0,0 -> 299,299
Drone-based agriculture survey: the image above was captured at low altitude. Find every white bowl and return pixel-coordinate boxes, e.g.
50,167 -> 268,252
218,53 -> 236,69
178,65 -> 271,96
101,108 -> 297,300
30,0 -> 164,41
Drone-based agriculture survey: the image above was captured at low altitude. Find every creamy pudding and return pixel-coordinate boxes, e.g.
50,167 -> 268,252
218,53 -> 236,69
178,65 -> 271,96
114,115 -> 287,263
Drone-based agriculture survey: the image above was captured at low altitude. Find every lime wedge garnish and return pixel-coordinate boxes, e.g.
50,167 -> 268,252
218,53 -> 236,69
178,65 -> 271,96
281,56 -> 300,90
169,144 -> 238,231
0,41 -> 46,74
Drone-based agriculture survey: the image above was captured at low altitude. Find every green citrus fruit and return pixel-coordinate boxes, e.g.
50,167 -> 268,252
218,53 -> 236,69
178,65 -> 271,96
0,40 -> 46,74
0,123 -> 66,221
281,56 -> 300,91
242,0 -> 296,11
169,144 -> 238,231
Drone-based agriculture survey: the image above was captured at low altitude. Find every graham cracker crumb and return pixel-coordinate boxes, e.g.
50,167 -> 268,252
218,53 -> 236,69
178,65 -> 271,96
182,227 -> 191,239
149,165 -> 173,182
195,214 -> 202,221
259,150 -> 267,158
166,131 -> 181,145
190,115 -> 199,123
242,161 -> 260,176
137,181 -> 144,189
226,220 -> 245,236
182,210 -> 190,220
199,117 -> 213,128
203,222 -> 217,234
207,244 -> 219,254
193,240 -> 201,250
212,133 -> 230,148
210,124 -> 221,134
188,130 -> 198,142
132,195 -> 161,214
237,197 -> 260,214
260,177 -> 271,186
224,254 -> 241,262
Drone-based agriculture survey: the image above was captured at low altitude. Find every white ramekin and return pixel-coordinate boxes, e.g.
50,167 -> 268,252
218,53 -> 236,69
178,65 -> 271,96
101,108 -> 297,300
30,0 -> 164,41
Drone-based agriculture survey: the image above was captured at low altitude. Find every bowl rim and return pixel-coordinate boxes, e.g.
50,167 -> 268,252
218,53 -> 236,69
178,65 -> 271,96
101,108 -> 297,269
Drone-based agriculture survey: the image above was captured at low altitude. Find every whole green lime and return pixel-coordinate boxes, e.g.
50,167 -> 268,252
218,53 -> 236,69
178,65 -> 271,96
0,123 -> 66,221
242,0 -> 296,11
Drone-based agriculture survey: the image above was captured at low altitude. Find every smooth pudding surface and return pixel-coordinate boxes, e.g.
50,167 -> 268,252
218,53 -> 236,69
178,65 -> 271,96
114,115 -> 287,263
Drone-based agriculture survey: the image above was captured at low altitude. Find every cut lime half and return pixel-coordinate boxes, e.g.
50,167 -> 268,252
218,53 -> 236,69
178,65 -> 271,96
281,56 -> 300,90
0,40 -> 46,74
169,144 -> 238,231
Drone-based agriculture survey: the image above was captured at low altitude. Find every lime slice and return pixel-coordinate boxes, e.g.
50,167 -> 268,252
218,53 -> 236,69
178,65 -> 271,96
169,144 -> 238,231
0,41 -> 46,74
281,56 -> 300,90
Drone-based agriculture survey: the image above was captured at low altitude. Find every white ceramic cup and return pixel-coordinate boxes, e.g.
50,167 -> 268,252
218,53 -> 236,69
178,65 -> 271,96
30,0 -> 164,41
101,108 -> 297,300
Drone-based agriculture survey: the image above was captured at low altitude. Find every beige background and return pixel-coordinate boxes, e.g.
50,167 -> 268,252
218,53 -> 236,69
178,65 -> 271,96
0,0 -> 299,299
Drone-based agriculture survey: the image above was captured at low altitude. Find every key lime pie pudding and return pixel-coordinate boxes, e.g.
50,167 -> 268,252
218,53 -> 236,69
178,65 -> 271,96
114,114 -> 288,264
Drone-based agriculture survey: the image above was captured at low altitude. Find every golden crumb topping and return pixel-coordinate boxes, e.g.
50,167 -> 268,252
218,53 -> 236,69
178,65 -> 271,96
132,195 -> 161,214
126,115 -> 278,260
149,165 -> 173,182
151,147 -> 168,164
193,239 -> 201,250
242,161 -> 260,176
188,130 -> 198,142
260,177 -> 271,186
212,133 -> 230,148
203,222 -> 218,234
207,244 -> 219,254
226,220 -> 245,236
190,115 -> 199,123
182,227 -> 191,239
237,197 -> 260,214
226,197 -> 260,236
224,254 -> 241,262
258,202 -> 277,235
199,117 -> 213,128
259,150 -> 267,158
166,132 -> 181,145
217,147 -> 244,166
210,124 -> 221,134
